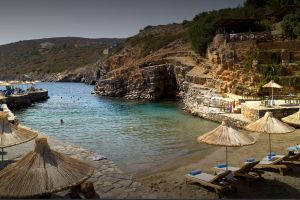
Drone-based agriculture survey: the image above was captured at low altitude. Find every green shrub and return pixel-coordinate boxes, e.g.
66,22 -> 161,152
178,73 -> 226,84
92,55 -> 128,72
257,65 -> 290,86
188,6 -> 266,54
244,50 -> 258,70
281,14 -> 300,38
271,52 -> 281,64
293,23 -> 300,38
141,31 -> 187,57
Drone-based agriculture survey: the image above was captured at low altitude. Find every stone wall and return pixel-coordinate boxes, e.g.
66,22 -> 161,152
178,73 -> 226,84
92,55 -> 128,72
185,106 -> 249,128
241,103 -> 300,121
183,83 -> 249,128
241,104 -> 261,121
257,41 -> 300,52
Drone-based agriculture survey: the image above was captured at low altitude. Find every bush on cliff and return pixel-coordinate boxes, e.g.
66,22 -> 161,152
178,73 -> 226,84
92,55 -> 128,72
281,14 -> 300,38
188,0 -> 300,54
188,5 -> 265,54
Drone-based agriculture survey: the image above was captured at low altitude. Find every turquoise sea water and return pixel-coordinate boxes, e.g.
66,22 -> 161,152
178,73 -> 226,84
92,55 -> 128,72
14,83 -> 218,173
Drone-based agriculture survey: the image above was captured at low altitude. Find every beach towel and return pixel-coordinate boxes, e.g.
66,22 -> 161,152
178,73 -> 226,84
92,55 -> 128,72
246,157 -> 256,163
216,163 -> 227,168
189,170 -> 202,176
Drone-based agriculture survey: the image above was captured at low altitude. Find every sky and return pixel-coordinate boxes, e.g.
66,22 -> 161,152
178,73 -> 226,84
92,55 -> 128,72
0,0 -> 245,45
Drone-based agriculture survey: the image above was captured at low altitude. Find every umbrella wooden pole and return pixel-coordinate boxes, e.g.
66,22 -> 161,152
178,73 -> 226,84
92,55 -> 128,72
269,133 -> 272,157
272,87 -> 274,106
1,120 -> 3,162
226,146 -> 228,170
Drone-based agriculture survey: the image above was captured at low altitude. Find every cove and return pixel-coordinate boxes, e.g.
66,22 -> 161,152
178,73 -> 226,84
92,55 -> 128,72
14,82 -> 218,174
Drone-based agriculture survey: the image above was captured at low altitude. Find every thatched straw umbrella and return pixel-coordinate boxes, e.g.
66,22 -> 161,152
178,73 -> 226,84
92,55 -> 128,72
0,137 -> 94,198
245,112 -> 295,157
8,80 -> 21,85
197,120 -> 256,170
262,80 -> 282,106
0,112 -> 38,161
0,81 -> 11,87
282,109 -> 300,127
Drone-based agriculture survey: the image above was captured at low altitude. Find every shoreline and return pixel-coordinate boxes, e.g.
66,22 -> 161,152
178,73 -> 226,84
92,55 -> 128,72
5,125 -> 147,199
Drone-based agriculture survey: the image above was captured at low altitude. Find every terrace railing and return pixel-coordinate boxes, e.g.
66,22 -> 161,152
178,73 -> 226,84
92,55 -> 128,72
225,32 -> 273,43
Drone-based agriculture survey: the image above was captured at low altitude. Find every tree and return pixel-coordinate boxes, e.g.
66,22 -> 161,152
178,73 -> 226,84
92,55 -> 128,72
281,14 -> 300,38
293,23 -> 300,38
244,0 -> 270,8
265,0 -> 296,13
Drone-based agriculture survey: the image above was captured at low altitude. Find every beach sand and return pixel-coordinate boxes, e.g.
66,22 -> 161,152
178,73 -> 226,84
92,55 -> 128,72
137,129 -> 300,199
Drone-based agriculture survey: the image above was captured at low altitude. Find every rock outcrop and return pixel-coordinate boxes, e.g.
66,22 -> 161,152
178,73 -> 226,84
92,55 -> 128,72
94,55 -> 193,100
94,24 -> 195,100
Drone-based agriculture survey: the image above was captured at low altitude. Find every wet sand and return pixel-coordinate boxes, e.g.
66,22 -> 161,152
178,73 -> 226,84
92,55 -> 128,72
137,129 -> 300,199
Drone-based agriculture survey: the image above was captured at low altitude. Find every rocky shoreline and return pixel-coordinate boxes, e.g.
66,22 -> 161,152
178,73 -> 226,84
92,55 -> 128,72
5,125 -> 147,199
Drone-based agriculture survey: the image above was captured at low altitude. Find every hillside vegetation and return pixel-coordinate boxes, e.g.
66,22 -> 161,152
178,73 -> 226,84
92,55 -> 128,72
188,0 -> 300,54
0,37 -> 123,80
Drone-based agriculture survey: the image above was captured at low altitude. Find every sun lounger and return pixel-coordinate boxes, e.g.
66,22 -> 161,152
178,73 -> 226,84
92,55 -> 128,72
255,155 -> 289,175
185,170 -> 235,193
280,146 -> 300,164
214,160 -> 263,180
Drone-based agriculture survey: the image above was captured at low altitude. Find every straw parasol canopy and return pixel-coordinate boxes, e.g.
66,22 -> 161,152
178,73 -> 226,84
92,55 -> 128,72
245,112 -> 295,156
8,80 -> 21,85
0,137 -> 94,198
0,112 -> 38,148
262,80 -> 283,89
282,109 -> 300,127
24,81 -> 33,84
0,81 -> 11,86
198,120 -> 256,169
262,80 -> 282,106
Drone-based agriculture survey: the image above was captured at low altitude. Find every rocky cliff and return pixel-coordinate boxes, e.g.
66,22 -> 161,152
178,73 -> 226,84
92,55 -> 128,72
93,24 -> 300,101
94,24 -> 195,100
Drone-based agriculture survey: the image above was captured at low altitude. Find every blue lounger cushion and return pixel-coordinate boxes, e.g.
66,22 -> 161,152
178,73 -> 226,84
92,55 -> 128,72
246,157 -> 256,163
189,170 -> 202,176
216,163 -> 227,168
288,145 -> 300,151
267,152 -> 276,157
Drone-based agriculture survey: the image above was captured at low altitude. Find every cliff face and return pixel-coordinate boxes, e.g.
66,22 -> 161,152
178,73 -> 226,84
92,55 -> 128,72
94,26 -> 300,102
94,24 -> 194,100
95,57 -> 192,100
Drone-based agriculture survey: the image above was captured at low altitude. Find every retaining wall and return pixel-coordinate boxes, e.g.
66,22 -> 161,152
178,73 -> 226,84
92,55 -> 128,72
241,103 -> 299,121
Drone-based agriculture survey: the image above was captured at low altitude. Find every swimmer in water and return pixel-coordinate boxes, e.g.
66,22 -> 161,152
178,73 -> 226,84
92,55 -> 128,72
60,119 -> 64,125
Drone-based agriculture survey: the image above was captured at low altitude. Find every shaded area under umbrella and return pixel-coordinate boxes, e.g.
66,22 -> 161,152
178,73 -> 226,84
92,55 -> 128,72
197,120 -> 256,170
245,112 -> 295,157
0,137 -> 94,198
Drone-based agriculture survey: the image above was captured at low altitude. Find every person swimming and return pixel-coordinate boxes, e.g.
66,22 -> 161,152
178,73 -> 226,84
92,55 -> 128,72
60,119 -> 64,125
